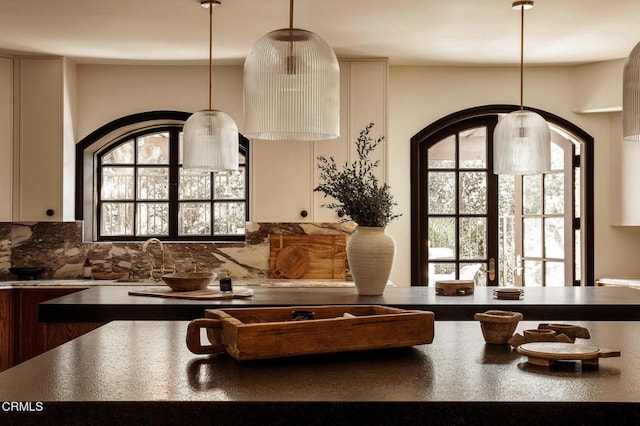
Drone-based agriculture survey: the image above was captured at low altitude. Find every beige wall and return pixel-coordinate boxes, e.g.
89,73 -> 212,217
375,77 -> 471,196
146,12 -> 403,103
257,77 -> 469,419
76,64 -> 243,140
572,59 -> 624,113
388,65 -> 640,285
74,62 -> 640,285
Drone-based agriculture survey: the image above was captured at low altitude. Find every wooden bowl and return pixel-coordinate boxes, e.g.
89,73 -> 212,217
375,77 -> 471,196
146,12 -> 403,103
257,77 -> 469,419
161,272 -> 217,292
523,328 -> 557,342
537,323 -> 590,342
474,310 -> 523,344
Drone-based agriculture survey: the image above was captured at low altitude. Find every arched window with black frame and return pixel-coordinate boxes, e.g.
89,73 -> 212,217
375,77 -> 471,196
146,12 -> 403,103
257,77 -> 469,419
76,111 -> 249,242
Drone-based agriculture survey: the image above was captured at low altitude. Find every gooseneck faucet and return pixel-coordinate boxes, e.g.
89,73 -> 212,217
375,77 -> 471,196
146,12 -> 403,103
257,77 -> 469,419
142,238 -> 168,280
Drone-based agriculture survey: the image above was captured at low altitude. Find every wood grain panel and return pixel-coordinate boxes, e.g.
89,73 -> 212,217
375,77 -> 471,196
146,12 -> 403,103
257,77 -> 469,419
0,289 -> 14,372
16,288 -> 85,363
268,234 -> 346,280
46,322 -> 105,351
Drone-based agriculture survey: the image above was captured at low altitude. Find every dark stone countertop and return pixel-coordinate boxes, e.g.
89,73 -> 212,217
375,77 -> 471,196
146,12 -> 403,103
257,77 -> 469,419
0,320 -> 638,425
39,285 -> 640,322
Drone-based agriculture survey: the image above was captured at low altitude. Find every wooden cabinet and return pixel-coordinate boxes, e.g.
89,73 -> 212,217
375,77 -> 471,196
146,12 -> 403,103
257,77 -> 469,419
15,288 -> 104,364
16,288 -> 68,363
45,321 -> 106,352
0,289 -> 14,372
1,287 -> 105,371
251,59 -> 388,223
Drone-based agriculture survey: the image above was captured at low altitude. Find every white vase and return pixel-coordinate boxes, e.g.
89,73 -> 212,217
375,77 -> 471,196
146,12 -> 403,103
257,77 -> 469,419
346,226 -> 396,295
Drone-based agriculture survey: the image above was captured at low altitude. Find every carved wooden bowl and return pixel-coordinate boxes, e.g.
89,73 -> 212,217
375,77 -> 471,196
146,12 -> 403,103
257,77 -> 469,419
162,272 -> 217,292
474,310 -> 523,344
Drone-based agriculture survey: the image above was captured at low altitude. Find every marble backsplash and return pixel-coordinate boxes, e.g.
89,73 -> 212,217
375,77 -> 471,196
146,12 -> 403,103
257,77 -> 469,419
0,222 -> 355,281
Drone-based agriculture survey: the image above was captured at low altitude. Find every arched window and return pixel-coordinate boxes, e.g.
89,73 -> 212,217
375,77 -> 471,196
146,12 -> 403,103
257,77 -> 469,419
410,105 -> 594,287
76,111 -> 249,242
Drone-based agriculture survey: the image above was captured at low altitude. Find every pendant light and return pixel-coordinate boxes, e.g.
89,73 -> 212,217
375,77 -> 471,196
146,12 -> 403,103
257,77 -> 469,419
243,0 -> 340,141
183,0 -> 239,171
623,41 -> 640,141
493,1 -> 550,175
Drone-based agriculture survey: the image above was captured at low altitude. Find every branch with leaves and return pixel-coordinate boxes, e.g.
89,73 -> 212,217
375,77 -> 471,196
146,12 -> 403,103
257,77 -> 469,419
314,122 -> 401,227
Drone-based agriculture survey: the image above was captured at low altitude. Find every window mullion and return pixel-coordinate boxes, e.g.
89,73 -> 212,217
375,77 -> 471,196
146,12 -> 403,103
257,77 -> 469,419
210,171 -> 216,236
133,139 -> 139,237
168,128 -> 180,238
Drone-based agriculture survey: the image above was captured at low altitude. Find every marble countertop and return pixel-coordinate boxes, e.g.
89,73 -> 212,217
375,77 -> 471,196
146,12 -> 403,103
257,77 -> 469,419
0,319 -> 637,424
0,279 -> 144,288
596,277 -> 640,287
0,278 -> 360,289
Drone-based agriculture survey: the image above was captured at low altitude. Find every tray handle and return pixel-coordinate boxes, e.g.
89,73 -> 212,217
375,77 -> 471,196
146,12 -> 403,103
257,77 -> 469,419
598,348 -> 621,358
186,318 -> 225,355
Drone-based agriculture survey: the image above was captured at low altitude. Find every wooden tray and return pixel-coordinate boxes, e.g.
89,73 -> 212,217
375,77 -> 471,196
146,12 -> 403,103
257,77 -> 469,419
186,305 -> 435,361
128,287 -> 253,300
517,342 -> 620,367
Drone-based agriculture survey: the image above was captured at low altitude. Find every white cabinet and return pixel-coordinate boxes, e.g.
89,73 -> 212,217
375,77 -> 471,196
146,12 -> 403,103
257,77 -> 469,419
13,58 -> 63,221
251,59 -> 388,223
251,140 -> 314,222
0,57 -> 12,221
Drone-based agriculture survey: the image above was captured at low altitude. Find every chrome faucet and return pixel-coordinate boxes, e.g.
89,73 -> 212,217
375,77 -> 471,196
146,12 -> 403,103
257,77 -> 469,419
142,238 -> 168,279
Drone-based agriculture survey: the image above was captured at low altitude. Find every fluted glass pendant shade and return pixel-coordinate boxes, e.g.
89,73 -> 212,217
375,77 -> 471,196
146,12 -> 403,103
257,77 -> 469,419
623,41 -> 640,141
493,1 -> 550,175
494,111 -> 550,174
244,28 -> 340,141
183,0 -> 239,171
183,110 -> 239,171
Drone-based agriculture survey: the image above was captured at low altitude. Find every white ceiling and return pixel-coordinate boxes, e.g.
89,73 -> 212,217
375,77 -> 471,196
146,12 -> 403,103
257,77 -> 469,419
1,0 -> 639,66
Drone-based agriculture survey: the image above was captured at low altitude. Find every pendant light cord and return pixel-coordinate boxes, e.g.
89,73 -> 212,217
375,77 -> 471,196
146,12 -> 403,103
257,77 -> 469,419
286,0 -> 295,74
208,3 -> 213,111
289,0 -> 294,29
519,3 -> 524,111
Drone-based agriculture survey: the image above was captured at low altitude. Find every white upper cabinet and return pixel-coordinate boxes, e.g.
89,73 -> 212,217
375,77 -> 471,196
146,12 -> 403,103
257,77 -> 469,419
0,57 -> 12,221
251,59 -> 388,223
251,139 -> 315,222
13,58 -> 63,221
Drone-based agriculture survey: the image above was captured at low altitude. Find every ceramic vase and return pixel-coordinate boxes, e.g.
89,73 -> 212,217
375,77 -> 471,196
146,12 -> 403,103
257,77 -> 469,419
346,226 -> 396,295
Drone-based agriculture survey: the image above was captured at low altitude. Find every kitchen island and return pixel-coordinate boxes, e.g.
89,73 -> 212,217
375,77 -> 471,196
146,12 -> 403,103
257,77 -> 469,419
39,285 -> 640,322
0,320 -> 637,425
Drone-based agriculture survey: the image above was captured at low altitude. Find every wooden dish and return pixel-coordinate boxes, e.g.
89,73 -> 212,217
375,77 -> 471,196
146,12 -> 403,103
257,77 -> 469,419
517,342 -> 620,367
435,280 -> 474,296
273,245 -> 310,279
493,288 -> 524,300
186,305 -> 435,361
